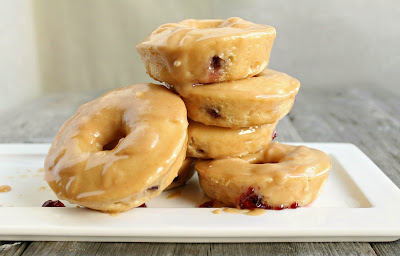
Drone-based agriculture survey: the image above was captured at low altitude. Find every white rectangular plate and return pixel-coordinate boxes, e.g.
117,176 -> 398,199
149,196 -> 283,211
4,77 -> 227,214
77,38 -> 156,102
0,143 -> 400,242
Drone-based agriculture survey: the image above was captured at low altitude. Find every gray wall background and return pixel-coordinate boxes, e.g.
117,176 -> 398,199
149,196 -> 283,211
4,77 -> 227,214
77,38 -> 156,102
219,0 -> 400,91
2,0 -> 399,111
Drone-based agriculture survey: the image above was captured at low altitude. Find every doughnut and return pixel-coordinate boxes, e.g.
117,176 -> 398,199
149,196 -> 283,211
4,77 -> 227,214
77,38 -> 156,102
187,120 -> 277,159
165,157 -> 196,190
136,17 -> 276,85
177,69 -> 300,128
196,142 -> 331,209
44,83 -> 188,213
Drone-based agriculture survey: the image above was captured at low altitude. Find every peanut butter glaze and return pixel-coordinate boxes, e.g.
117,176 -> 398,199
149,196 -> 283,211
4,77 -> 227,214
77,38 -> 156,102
177,69 -> 300,128
137,17 -> 276,85
196,142 -> 332,209
166,190 -> 182,199
188,120 -> 277,159
0,185 -> 11,193
44,83 -> 188,213
222,208 -> 266,216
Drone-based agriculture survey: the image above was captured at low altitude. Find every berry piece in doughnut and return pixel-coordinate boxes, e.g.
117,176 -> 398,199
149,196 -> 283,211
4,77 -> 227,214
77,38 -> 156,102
136,17 -> 276,85
199,200 -> 214,208
237,188 -> 299,210
42,200 -> 65,207
210,56 -> 225,70
44,83 -> 188,213
165,158 -> 196,190
196,142 -> 332,209
176,69 -> 300,128
237,188 -> 264,209
206,107 -> 222,119
187,120 -> 277,159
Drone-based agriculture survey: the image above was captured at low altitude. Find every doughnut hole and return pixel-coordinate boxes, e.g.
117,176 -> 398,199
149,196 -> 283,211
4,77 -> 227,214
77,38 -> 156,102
250,156 -> 279,164
247,148 -> 282,164
102,128 -> 127,151
78,108 -> 133,152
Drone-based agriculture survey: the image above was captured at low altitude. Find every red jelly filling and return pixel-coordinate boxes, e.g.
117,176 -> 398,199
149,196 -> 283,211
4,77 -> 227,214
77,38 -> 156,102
138,203 -> 147,208
42,200 -> 65,207
199,200 -> 214,208
237,187 -> 299,210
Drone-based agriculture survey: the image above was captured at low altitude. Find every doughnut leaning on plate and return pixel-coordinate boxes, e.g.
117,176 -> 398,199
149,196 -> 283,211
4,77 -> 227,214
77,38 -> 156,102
44,83 -> 188,213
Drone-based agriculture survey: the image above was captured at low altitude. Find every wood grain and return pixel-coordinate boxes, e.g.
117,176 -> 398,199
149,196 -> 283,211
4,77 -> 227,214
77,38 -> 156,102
371,240 -> 400,256
0,87 -> 399,255
21,242 -> 209,256
0,91 -> 105,143
19,242 -> 377,256
289,87 -> 400,187
0,242 -> 29,256
210,243 -> 376,256
288,87 -> 400,255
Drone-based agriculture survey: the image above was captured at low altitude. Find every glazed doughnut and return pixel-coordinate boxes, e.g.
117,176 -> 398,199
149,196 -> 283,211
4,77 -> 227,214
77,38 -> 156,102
165,157 -> 196,190
44,83 -> 188,213
136,17 -> 276,85
196,142 -> 331,209
177,69 -> 300,128
188,120 -> 277,159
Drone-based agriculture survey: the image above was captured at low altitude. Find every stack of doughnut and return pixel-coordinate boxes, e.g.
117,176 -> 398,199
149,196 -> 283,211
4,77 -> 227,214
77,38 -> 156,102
137,17 -> 332,210
44,17 -> 331,214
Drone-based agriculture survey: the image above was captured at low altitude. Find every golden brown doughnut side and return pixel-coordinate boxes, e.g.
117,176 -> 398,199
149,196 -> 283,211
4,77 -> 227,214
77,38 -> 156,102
177,69 -> 300,128
44,83 -> 188,213
136,17 -> 276,85
187,120 -> 277,159
165,157 -> 196,190
196,142 -> 332,209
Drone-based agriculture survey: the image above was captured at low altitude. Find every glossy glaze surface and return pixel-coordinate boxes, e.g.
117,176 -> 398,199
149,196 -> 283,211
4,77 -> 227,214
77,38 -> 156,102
179,69 -> 300,128
137,17 -> 276,85
44,83 -> 188,213
187,120 -> 277,158
0,185 -> 11,193
196,142 -> 332,208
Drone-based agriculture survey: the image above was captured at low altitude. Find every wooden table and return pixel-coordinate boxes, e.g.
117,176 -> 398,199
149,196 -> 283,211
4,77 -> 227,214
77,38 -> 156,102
0,87 -> 399,255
